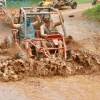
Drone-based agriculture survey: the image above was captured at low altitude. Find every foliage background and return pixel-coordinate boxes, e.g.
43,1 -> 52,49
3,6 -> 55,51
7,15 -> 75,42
83,4 -> 100,22
6,0 -> 92,8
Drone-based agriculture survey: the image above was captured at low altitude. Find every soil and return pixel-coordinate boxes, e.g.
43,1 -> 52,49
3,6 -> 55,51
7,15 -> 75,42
0,2 -> 100,100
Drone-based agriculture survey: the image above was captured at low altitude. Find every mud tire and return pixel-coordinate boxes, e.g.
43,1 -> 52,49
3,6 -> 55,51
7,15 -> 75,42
53,3 -> 59,9
38,2 -> 43,7
38,2 -> 43,10
92,1 -> 96,5
15,51 -> 28,59
71,1 -> 77,9
67,49 -> 72,56
4,36 -> 14,48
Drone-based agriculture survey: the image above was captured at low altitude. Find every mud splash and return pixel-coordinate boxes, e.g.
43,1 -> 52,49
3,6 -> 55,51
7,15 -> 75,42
0,48 -> 99,82
0,34 -> 99,82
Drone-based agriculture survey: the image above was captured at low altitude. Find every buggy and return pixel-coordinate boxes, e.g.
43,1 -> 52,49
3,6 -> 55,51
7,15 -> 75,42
38,0 -> 77,9
92,0 -> 100,5
5,7 -> 71,59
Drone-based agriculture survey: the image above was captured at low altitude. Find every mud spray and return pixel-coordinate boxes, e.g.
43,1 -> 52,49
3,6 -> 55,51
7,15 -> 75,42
0,36 -> 99,82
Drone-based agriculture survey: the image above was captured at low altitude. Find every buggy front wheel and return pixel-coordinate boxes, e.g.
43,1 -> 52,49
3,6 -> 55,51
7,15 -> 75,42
4,36 -> 14,48
71,1 -> 77,9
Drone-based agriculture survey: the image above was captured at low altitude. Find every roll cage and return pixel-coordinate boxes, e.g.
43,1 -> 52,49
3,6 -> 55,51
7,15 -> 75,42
12,7 -> 70,59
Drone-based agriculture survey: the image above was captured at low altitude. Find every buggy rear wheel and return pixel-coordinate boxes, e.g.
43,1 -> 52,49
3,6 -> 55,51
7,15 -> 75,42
53,3 -> 60,9
4,36 -> 14,48
71,1 -> 77,9
38,2 -> 43,7
92,1 -> 96,5
38,2 -> 43,10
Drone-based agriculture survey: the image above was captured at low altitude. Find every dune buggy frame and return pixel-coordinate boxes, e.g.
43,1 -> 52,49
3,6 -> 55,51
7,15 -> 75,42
0,0 -> 7,18
12,7 -> 71,59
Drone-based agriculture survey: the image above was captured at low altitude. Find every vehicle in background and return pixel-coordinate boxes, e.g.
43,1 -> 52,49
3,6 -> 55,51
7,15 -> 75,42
0,0 -> 7,18
38,0 -> 77,10
92,0 -> 100,5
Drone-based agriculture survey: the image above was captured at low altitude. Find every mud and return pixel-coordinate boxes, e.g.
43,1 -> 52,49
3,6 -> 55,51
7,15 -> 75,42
0,45 -> 99,82
0,2 -> 100,100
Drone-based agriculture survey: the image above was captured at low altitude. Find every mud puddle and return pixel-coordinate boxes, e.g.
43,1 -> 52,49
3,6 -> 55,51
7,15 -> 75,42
0,75 -> 100,100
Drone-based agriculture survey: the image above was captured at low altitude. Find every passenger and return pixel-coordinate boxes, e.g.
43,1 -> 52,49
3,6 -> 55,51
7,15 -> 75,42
40,9 -> 64,57
10,9 -> 41,57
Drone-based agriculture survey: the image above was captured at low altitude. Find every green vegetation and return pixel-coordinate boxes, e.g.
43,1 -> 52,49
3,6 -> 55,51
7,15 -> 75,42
75,0 -> 92,4
83,4 -> 100,22
6,0 -> 92,8
6,0 -> 43,8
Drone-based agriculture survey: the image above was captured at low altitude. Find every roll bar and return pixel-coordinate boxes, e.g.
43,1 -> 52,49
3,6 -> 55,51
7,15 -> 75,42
19,7 -> 67,39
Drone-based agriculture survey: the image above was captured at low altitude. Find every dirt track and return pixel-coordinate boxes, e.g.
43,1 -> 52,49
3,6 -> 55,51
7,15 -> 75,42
0,2 -> 100,100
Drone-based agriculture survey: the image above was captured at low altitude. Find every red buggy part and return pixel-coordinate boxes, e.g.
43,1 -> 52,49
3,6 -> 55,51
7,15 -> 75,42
12,29 -> 22,51
12,29 -> 71,59
11,7 -> 71,59
24,32 -> 71,59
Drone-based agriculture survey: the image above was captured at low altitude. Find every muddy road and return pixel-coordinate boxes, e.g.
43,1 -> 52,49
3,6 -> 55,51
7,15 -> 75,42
0,2 -> 100,100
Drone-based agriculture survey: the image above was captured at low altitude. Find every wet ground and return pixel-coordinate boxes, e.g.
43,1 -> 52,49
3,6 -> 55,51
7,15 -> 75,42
0,2 -> 100,100
1,75 -> 100,100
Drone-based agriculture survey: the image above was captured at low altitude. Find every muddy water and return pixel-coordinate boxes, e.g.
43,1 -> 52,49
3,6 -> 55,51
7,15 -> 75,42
0,76 -> 100,100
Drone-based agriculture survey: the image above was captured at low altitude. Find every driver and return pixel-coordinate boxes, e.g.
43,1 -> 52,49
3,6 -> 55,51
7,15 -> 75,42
10,9 -> 41,57
40,9 -> 64,57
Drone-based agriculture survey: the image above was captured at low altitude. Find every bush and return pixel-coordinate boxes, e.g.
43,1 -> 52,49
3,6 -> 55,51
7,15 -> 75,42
6,0 -> 43,8
83,4 -> 100,22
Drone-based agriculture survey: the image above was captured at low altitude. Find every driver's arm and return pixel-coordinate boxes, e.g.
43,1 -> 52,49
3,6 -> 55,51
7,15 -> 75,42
10,16 -> 20,29
53,9 -> 64,28
33,15 -> 41,27
40,25 -> 47,38
10,9 -> 20,29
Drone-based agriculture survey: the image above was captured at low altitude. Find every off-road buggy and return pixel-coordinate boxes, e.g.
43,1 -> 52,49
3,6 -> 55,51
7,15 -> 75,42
0,0 -> 7,25
38,0 -> 77,9
92,0 -> 100,5
4,7 -> 71,59
0,0 -> 7,16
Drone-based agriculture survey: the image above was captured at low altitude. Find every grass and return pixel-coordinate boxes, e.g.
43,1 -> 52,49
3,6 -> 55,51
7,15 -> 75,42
6,0 -> 43,8
75,0 -> 92,4
83,4 -> 100,22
